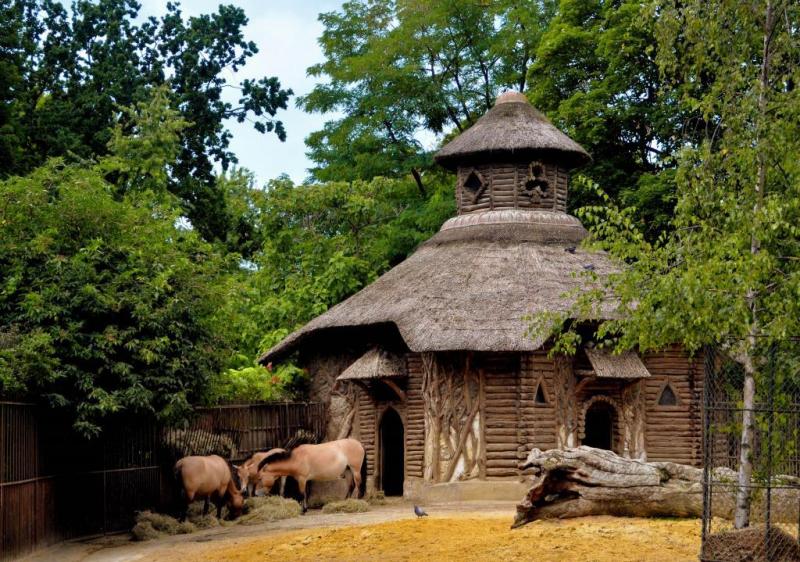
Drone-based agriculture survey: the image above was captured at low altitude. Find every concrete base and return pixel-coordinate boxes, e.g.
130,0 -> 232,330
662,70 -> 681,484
404,478 -> 530,503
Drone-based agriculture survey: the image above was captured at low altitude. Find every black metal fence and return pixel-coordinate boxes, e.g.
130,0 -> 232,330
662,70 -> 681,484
0,401 -> 325,560
701,344 -> 800,561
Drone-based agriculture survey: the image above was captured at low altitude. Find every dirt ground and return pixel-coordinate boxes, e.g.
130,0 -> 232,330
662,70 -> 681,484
26,502 -> 701,562
176,515 -> 700,562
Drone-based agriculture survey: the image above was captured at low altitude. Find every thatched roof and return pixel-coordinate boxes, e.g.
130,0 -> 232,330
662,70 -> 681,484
336,348 -> 407,381
260,209 -> 618,363
585,348 -> 651,379
434,91 -> 591,170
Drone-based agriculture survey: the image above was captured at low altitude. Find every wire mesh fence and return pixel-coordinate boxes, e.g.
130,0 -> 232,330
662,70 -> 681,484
701,343 -> 800,561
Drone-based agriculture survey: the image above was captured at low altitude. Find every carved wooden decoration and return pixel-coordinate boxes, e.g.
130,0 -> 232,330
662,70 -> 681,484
334,381 -> 360,440
421,353 -> 483,482
552,355 -> 577,448
621,379 -> 647,460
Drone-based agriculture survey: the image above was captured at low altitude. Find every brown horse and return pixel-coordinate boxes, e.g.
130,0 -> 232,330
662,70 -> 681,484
235,448 -> 284,497
174,455 -> 244,521
257,438 -> 366,512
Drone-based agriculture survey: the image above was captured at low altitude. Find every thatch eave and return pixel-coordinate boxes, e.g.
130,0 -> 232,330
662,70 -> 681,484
259,211 -> 619,364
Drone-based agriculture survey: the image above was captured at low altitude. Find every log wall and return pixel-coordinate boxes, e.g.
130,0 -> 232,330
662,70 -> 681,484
356,390 -> 378,482
642,346 -> 704,466
456,162 -> 569,214
482,353 -> 522,478
405,354 -> 425,479
520,352 -> 558,451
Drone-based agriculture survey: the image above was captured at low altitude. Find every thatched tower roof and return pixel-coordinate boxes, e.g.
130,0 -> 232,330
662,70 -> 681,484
259,92 -> 615,364
434,91 -> 590,170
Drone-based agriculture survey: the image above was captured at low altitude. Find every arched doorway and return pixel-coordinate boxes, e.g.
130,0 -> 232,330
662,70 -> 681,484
379,408 -> 404,496
583,401 -> 616,451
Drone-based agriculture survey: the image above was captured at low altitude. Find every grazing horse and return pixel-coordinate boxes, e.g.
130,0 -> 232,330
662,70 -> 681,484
257,438 -> 366,513
235,448 -> 284,497
174,455 -> 244,521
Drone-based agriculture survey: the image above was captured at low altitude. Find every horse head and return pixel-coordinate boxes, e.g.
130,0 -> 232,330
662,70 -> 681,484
233,461 -> 252,495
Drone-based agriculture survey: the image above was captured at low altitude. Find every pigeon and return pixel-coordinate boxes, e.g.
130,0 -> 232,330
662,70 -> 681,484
414,505 -> 428,518
564,246 -> 576,254
582,263 -> 596,271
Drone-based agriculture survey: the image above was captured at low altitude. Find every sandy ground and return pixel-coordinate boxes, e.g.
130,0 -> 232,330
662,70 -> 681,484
25,501 -> 701,562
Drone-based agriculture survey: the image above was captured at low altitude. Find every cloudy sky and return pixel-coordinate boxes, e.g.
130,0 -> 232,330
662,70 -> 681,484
139,0 -> 344,185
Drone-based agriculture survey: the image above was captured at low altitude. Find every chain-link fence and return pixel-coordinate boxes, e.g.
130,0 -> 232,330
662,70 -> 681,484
701,343 -> 800,561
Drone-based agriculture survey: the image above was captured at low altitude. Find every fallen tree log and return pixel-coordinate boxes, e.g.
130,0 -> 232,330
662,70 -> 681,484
514,446 -> 800,528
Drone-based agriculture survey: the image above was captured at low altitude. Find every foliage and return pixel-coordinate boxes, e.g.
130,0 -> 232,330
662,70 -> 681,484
527,0 -> 693,238
533,0 -> 800,355
301,0 -> 557,190
0,158 -> 233,435
0,0 -> 291,251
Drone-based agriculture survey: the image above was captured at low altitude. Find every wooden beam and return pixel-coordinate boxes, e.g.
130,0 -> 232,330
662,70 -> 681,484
381,378 -> 406,402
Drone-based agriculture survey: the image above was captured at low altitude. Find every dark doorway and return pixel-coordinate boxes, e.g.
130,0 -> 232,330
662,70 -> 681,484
379,408 -> 404,496
583,401 -> 615,451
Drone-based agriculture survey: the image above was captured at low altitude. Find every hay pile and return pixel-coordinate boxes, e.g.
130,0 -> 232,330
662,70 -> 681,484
132,512 -> 196,541
238,496 -> 302,525
132,497 -> 301,541
703,526 -> 800,562
366,491 -> 387,506
321,499 -> 370,514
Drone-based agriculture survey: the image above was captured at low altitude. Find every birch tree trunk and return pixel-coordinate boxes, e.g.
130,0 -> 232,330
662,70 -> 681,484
734,0 -> 776,530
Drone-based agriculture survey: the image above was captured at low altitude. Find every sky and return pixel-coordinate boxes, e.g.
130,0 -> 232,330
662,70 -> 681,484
138,0 -> 345,185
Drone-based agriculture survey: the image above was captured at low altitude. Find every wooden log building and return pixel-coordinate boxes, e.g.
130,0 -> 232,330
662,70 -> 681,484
260,92 -> 703,500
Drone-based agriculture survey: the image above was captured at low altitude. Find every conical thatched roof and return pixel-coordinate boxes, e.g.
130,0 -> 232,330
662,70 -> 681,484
260,210 -> 618,363
336,348 -> 407,381
434,91 -> 590,170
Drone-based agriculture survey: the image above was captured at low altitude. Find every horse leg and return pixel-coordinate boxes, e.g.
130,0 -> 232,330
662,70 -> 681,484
351,465 -> 363,498
214,496 -> 224,519
202,497 -> 210,516
344,467 -> 356,499
179,492 -> 192,523
298,477 -> 308,514
279,475 -> 286,497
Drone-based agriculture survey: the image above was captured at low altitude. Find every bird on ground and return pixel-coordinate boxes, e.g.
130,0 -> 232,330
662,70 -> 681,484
414,505 -> 428,518
583,263 -> 596,271
564,246 -> 576,254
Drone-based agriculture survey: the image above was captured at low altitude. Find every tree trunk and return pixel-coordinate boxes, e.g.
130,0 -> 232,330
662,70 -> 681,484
734,0 -> 776,530
514,447 -> 800,529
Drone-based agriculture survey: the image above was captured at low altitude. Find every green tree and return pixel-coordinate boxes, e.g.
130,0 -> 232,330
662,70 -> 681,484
527,0 -> 690,238
0,0 -> 291,251
536,0 -> 799,529
0,161 -> 234,435
301,0 -> 557,191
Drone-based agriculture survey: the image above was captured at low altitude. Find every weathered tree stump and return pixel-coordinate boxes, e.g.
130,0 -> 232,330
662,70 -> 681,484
514,446 -> 707,527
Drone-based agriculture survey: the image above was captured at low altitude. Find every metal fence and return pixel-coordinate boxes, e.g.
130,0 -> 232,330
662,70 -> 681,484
701,343 -> 800,561
0,401 -> 325,560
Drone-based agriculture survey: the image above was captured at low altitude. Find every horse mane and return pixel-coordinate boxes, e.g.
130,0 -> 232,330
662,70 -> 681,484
257,448 -> 293,472
227,461 -> 242,490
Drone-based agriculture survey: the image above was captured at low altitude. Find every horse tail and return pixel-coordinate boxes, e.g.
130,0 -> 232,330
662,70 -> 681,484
359,448 -> 367,498
172,461 -> 186,512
